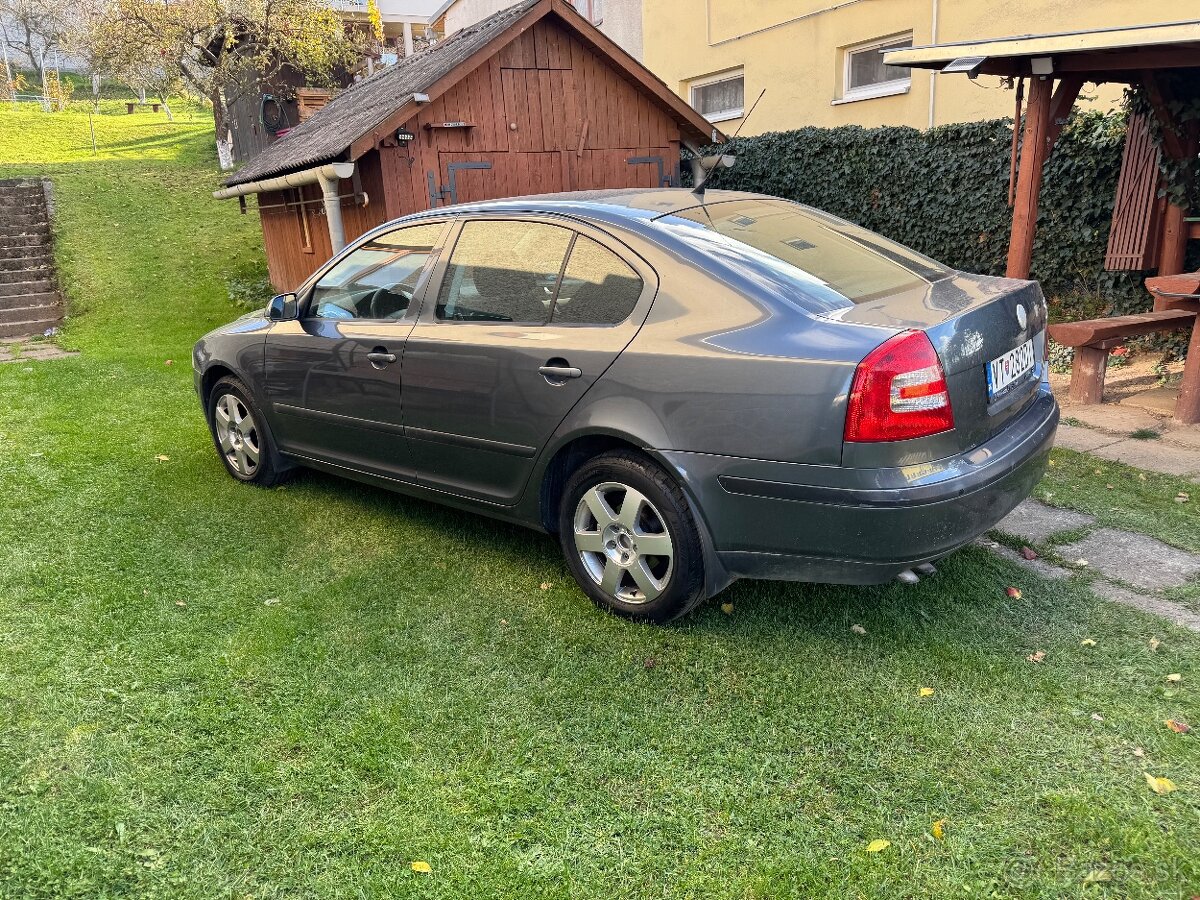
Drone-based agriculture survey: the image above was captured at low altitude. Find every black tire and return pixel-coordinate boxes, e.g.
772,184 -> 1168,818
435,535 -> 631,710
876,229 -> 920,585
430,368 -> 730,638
206,376 -> 291,487
558,450 -> 706,623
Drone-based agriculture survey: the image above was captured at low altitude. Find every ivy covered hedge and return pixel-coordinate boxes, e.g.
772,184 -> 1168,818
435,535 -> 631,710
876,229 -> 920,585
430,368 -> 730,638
694,111 -> 1159,321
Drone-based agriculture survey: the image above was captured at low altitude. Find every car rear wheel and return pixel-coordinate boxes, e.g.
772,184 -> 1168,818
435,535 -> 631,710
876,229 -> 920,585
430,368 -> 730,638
559,451 -> 705,623
207,376 -> 290,487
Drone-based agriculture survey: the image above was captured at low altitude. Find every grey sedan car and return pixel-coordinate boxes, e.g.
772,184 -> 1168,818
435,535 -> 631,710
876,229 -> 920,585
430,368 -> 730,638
194,189 -> 1057,622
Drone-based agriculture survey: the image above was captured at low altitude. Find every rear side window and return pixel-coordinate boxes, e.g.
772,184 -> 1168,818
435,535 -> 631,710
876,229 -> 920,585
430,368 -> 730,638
310,222 -> 444,320
436,221 -> 571,323
552,236 -> 643,325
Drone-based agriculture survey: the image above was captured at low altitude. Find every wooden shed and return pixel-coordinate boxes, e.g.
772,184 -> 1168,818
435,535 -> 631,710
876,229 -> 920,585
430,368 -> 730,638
215,0 -> 719,292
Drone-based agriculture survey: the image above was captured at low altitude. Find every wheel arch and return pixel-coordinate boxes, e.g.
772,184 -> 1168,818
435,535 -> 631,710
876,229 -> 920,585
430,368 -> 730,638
535,428 -> 734,599
200,364 -> 236,411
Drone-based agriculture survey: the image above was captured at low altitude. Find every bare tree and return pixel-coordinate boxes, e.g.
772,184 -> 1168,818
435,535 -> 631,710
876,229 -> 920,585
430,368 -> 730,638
0,0 -> 69,86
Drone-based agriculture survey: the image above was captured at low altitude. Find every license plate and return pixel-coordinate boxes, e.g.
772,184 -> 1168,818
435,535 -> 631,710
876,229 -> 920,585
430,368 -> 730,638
987,338 -> 1036,400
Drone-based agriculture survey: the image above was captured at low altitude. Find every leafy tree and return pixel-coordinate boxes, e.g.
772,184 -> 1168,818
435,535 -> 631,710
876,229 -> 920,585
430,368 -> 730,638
80,0 -> 369,168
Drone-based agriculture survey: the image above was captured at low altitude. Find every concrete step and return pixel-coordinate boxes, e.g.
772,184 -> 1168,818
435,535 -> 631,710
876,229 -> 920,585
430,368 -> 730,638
0,201 -> 46,215
0,267 -> 53,285
0,254 -> 53,273
0,279 -> 54,298
0,233 -> 49,251
0,316 -> 61,339
0,301 -> 60,325
0,225 -> 50,241
0,214 -> 49,231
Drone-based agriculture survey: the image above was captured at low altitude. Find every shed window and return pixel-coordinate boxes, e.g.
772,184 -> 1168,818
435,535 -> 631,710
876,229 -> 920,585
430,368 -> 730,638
840,35 -> 912,103
690,71 -> 744,123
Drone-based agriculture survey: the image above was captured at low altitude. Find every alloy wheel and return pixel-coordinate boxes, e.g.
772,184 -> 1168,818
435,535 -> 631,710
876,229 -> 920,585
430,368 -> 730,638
213,393 -> 261,476
573,481 -> 674,604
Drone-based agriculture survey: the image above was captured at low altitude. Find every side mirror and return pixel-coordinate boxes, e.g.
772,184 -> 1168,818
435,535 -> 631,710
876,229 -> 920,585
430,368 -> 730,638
267,293 -> 298,321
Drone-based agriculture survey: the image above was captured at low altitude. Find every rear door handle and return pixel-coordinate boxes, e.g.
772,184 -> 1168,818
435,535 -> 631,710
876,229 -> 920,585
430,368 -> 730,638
538,364 -> 582,382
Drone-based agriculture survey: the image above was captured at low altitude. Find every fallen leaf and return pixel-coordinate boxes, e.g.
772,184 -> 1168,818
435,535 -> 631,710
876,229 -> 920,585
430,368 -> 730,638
919,687 -> 934,697
263,597 -> 281,606
850,624 -> 867,636
1091,713 -> 1104,722
411,860 -> 432,874
1082,869 -> 1112,884
1006,586 -> 1022,599
1165,719 -> 1191,734
1138,473 -> 1147,481
1027,650 -> 1046,663
174,600 -> 186,608
865,839 -> 890,853
930,819 -> 946,840
1132,747 -> 1146,758
1143,772 -> 1177,795
1150,637 -> 1162,652
164,359 -> 173,366
643,657 -> 657,669
539,582 -> 551,591
1075,558 -> 1089,567
499,618 -> 508,625
1020,546 -> 1038,560
154,454 -> 170,462
721,602 -> 734,615
1166,673 -> 1182,683
1080,638 -> 1097,647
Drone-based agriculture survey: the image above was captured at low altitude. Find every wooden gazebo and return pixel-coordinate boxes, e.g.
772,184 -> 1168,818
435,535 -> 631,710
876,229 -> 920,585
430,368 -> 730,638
886,22 -> 1200,421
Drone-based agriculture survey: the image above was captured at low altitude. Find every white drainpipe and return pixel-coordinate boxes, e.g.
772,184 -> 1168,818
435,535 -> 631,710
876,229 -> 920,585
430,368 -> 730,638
213,161 -> 355,253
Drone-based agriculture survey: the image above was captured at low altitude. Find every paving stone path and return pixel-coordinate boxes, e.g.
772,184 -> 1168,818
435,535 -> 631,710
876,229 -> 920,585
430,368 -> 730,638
0,339 -> 76,364
988,499 -> 1200,632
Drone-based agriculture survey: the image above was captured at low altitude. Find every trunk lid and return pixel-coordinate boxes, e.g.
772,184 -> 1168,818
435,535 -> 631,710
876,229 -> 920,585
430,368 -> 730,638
824,272 -> 1048,452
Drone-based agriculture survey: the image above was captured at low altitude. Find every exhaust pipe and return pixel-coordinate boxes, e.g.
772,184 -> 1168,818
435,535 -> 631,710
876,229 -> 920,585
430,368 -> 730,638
915,563 -> 938,576
895,569 -> 920,585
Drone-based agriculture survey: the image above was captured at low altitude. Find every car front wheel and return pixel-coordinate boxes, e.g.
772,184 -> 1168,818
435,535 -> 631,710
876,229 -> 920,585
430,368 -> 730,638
207,376 -> 289,487
559,451 -> 706,623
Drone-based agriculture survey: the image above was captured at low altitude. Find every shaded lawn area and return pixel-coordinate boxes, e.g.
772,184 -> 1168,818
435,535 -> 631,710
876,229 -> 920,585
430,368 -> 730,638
1,107 -> 1197,899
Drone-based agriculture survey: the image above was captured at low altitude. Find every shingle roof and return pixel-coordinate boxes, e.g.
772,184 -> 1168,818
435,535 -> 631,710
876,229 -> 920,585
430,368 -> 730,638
224,0 -> 540,187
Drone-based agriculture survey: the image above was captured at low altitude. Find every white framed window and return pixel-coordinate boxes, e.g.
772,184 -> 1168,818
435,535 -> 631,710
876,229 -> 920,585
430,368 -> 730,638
573,0 -> 603,26
690,70 -> 745,124
835,34 -> 913,105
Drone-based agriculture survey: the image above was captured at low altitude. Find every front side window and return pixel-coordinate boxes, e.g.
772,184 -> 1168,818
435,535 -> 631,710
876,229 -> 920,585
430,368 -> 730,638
842,35 -> 912,102
552,236 -> 643,325
309,222 -> 444,321
690,71 -> 744,123
436,221 -> 572,323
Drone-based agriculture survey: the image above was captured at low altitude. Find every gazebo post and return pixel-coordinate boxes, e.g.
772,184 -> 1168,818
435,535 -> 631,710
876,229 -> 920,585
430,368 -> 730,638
1006,75 -> 1054,279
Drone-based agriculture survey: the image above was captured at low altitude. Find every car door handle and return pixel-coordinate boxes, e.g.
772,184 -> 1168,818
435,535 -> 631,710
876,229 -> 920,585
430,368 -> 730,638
367,350 -> 397,366
538,364 -> 582,381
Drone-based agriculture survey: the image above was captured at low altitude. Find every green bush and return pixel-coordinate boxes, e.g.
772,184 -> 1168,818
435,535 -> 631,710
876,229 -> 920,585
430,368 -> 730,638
695,111 -> 1151,321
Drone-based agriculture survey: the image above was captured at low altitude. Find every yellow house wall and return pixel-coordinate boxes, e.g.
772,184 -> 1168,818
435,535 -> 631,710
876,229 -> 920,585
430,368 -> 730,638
644,0 -> 1194,135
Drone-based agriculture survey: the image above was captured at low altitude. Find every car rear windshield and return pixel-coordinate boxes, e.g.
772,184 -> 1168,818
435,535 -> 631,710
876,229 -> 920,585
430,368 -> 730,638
668,199 -> 952,305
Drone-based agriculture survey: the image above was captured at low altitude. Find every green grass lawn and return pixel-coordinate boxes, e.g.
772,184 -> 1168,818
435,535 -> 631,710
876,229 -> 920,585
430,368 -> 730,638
1,105 -> 1198,899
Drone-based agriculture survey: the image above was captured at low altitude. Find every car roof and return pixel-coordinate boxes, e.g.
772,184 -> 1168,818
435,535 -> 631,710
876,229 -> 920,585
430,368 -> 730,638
425,188 -> 775,222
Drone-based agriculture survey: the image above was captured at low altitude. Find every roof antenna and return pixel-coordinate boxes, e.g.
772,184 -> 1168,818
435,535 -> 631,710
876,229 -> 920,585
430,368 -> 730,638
692,88 -> 765,197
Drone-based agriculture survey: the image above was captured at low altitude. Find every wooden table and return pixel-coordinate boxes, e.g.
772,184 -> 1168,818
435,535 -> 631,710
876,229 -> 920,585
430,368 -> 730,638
1147,273 -> 1200,423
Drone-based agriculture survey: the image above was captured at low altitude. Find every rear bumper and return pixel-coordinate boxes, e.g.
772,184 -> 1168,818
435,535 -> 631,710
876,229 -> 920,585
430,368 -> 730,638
659,388 -> 1058,586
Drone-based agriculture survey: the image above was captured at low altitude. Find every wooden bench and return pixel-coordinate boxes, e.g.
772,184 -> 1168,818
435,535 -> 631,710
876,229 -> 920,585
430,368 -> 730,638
124,102 -> 162,114
1047,309 -> 1198,404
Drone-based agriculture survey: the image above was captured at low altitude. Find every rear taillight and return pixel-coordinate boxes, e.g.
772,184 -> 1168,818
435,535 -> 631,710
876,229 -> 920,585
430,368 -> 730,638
844,331 -> 954,443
